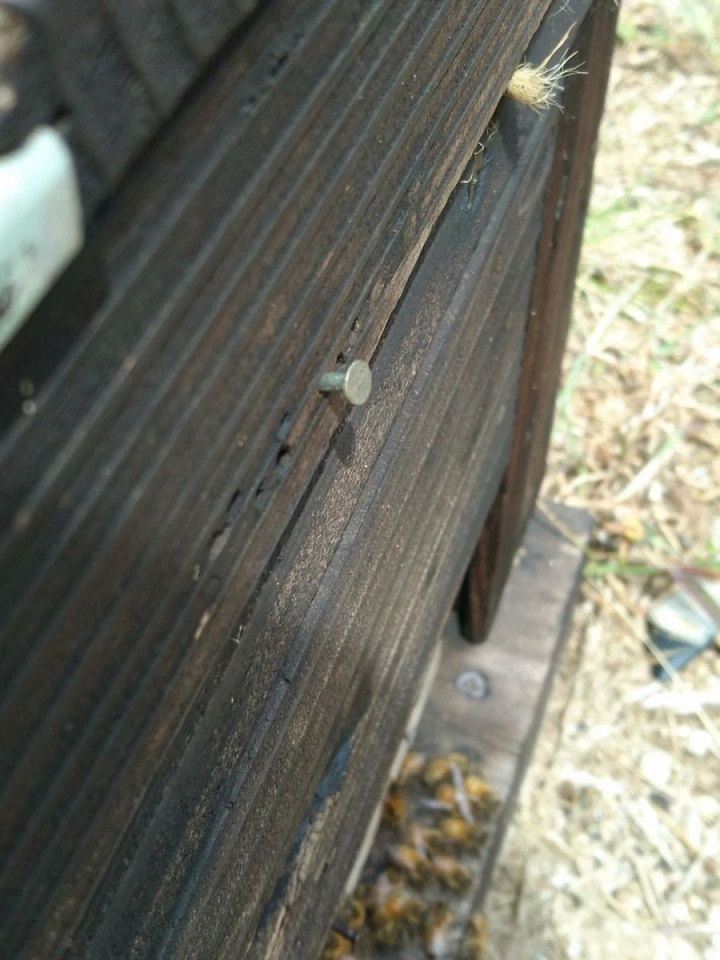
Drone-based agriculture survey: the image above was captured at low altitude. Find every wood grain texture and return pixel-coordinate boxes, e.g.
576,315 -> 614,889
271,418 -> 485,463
414,503 -> 593,953
0,0 -> 552,634
0,0 -> 554,809
0,0 -> 617,956
461,0 -> 620,642
11,0 -> 555,211
0,76 -> 553,960
0,6 -> 563,958
78,112 -> 550,960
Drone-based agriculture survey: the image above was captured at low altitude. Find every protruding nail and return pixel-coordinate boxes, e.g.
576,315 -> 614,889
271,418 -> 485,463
319,359 -> 372,406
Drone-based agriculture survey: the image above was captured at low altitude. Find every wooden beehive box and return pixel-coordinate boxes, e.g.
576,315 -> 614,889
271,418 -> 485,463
0,1 -> 617,957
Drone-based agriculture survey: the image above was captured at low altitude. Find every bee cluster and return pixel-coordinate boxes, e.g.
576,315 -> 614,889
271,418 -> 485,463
322,752 -> 500,960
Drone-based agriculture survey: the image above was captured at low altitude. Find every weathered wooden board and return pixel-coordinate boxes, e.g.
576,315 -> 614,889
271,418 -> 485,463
0,0 -> 558,703
72,120 -> 548,960
0,0 -> 562,893
0,64 -> 557,960
0,0 -> 616,957
461,0 -> 620,642
415,503 -> 593,947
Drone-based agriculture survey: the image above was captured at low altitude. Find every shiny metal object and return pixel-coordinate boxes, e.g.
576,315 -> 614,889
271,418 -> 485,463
319,359 -> 372,405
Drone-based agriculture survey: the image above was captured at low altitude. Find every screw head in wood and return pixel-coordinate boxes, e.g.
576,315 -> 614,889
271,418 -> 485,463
319,359 -> 372,406
454,669 -> 491,700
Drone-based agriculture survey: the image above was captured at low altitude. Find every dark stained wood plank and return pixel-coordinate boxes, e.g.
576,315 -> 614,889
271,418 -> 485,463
0,2 -> 617,958
244,285 -> 530,960
56,88 -> 558,960
0,0 -> 552,681
78,164 -> 544,960
413,503 -> 594,951
0,3 -> 558,871
0,8 -> 573,957
461,0 -> 620,642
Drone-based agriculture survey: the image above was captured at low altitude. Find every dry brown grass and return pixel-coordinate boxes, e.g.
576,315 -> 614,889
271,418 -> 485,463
485,1 -> 720,958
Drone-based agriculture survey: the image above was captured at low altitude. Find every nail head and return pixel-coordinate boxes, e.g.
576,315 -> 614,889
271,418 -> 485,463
320,359 -> 372,405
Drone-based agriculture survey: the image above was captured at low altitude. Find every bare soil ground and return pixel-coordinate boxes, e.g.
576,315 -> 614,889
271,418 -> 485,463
485,1 -> 720,957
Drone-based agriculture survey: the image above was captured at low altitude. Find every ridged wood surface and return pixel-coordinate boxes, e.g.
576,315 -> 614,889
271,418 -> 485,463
0,0 -> 615,957
462,0 -> 620,641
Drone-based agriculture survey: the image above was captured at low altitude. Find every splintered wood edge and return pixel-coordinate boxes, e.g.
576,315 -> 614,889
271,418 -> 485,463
413,501 -> 593,947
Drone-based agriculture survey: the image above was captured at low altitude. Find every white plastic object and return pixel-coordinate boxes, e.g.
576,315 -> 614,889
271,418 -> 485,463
648,578 -> 720,647
0,126 -> 84,351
